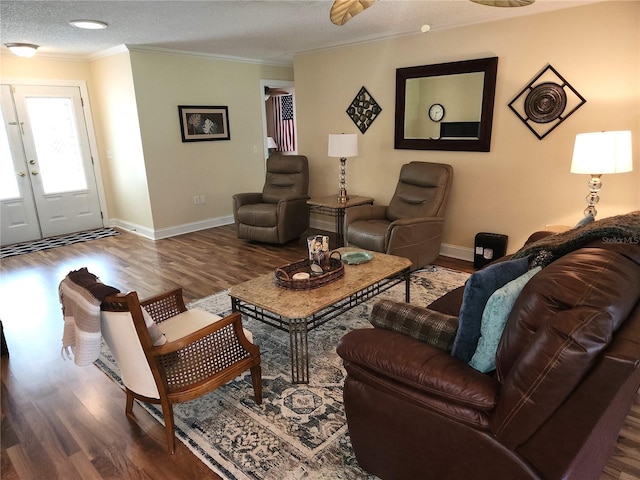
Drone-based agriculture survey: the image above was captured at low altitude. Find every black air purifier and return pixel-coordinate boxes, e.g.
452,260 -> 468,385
474,232 -> 508,269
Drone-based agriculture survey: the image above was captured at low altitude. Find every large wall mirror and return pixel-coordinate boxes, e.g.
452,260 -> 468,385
394,57 -> 498,152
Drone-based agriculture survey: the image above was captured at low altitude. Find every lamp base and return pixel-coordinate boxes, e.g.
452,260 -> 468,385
337,157 -> 348,204
582,174 -> 602,218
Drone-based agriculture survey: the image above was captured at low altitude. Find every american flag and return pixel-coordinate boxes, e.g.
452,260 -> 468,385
273,94 -> 295,152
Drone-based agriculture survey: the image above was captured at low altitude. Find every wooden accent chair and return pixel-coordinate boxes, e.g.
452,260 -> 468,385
101,288 -> 262,454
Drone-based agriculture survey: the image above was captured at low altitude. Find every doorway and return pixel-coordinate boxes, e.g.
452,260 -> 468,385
0,84 -> 104,246
260,79 -> 296,160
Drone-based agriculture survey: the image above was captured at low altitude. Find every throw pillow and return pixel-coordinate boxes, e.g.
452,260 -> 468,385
451,256 -> 530,362
142,307 -> 167,346
370,299 -> 459,351
468,266 -> 542,373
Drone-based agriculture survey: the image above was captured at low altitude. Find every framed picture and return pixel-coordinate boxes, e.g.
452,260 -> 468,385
178,105 -> 230,142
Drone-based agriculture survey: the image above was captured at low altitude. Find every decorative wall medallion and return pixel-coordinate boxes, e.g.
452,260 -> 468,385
346,86 -> 382,134
508,65 -> 586,140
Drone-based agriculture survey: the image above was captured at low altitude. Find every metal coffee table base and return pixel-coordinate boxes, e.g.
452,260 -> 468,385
231,271 -> 410,384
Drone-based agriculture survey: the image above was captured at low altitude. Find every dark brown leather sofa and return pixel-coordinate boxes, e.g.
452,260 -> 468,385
337,218 -> 640,480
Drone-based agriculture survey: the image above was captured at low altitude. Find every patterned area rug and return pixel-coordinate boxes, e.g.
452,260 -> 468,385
95,266 -> 470,480
0,227 -> 120,258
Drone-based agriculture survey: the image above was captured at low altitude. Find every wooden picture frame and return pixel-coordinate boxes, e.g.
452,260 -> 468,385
178,105 -> 230,142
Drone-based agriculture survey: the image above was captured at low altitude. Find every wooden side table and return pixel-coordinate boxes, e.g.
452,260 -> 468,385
307,195 -> 374,247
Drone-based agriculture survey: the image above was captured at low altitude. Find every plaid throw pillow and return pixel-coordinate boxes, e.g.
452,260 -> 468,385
370,300 -> 459,352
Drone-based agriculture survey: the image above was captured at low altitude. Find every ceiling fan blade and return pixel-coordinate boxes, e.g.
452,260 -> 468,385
330,0 -> 376,26
470,0 -> 534,6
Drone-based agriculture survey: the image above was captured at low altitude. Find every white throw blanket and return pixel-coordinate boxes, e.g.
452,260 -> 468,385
59,269 -> 119,366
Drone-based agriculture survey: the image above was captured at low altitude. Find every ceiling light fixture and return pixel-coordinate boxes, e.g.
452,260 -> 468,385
69,19 -> 108,30
5,43 -> 39,58
420,24 -> 431,33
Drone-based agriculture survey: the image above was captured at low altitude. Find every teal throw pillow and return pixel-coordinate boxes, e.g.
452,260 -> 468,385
451,257 -> 529,362
468,266 -> 542,373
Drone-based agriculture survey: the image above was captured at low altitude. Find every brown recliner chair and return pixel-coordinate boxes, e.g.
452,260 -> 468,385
233,154 -> 310,244
345,161 -> 453,271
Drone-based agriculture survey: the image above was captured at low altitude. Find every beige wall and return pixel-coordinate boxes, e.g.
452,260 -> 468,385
89,50 -> 153,232
128,50 -> 294,233
0,55 -> 91,81
294,1 -> 640,256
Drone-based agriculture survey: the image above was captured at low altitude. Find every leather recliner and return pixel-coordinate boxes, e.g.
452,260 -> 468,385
233,154 -> 310,244
344,161 -> 453,271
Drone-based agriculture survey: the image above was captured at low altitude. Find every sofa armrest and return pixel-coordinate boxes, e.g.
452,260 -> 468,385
337,328 -> 499,413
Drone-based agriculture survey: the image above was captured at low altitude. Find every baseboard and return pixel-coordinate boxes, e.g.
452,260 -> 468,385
108,216 -> 234,240
310,216 -> 335,233
440,243 -> 474,262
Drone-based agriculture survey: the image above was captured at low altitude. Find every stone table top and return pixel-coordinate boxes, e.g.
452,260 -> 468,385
228,248 -> 411,319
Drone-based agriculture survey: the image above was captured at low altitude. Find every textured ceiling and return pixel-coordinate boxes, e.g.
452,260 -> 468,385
1,0 -> 599,64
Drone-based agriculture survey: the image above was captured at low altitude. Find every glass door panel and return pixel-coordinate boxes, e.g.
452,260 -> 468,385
26,96 -> 88,194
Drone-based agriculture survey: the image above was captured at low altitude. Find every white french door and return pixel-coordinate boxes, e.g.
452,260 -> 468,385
0,84 -> 103,246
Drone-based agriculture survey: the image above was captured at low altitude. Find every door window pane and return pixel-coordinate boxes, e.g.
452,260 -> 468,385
0,108 -> 20,200
26,96 -> 87,194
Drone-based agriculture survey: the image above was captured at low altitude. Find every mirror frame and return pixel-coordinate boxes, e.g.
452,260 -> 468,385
394,57 -> 499,152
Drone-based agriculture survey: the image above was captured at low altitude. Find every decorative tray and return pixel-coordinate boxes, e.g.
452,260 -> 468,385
275,252 -> 343,290
341,251 -> 373,265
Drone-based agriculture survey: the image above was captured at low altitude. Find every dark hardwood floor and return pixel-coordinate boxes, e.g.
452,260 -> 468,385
0,225 -> 637,479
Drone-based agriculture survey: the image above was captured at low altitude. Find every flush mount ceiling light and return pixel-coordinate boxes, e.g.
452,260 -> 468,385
470,0 -> 534,6
69,19 -> 108,29
330,0 -> 376,26
5,43 -> 39,58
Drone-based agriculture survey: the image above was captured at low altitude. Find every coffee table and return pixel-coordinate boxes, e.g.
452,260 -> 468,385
229,248 -> 412,384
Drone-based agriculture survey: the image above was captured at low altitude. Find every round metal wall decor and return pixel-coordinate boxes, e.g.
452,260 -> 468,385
508,64 -> 586,140
524,82 -> 567,124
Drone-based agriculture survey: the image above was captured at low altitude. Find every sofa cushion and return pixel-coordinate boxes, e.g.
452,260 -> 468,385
370,299 -> 459,352
468,266 -> 541,373
451,257 -> 530,362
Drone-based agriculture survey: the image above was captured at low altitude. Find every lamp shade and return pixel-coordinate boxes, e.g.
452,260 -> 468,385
267,137 -> 277,149
328,133 -> 358,158
571,130 -> 633,174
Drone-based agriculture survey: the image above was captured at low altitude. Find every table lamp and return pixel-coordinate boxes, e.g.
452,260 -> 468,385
570,130 -> 633,218
328,133 -> 358,204
267,137 -> 277,156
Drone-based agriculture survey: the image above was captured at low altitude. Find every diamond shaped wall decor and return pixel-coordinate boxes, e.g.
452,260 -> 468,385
346,86 -> 382,134
508,64 -> 586,140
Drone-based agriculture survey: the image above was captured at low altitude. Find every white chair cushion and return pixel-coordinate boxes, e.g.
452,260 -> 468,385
157,308 -> 254,344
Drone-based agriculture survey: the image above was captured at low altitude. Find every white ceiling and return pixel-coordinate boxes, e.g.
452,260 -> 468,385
1,0 -> 600,64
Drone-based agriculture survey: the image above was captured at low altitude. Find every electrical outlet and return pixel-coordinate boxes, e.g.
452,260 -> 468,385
200,195 -> 206,204
193,195 -> 200,205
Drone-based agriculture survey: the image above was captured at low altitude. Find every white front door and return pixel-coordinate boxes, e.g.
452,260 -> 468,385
0,84 -> 103,246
